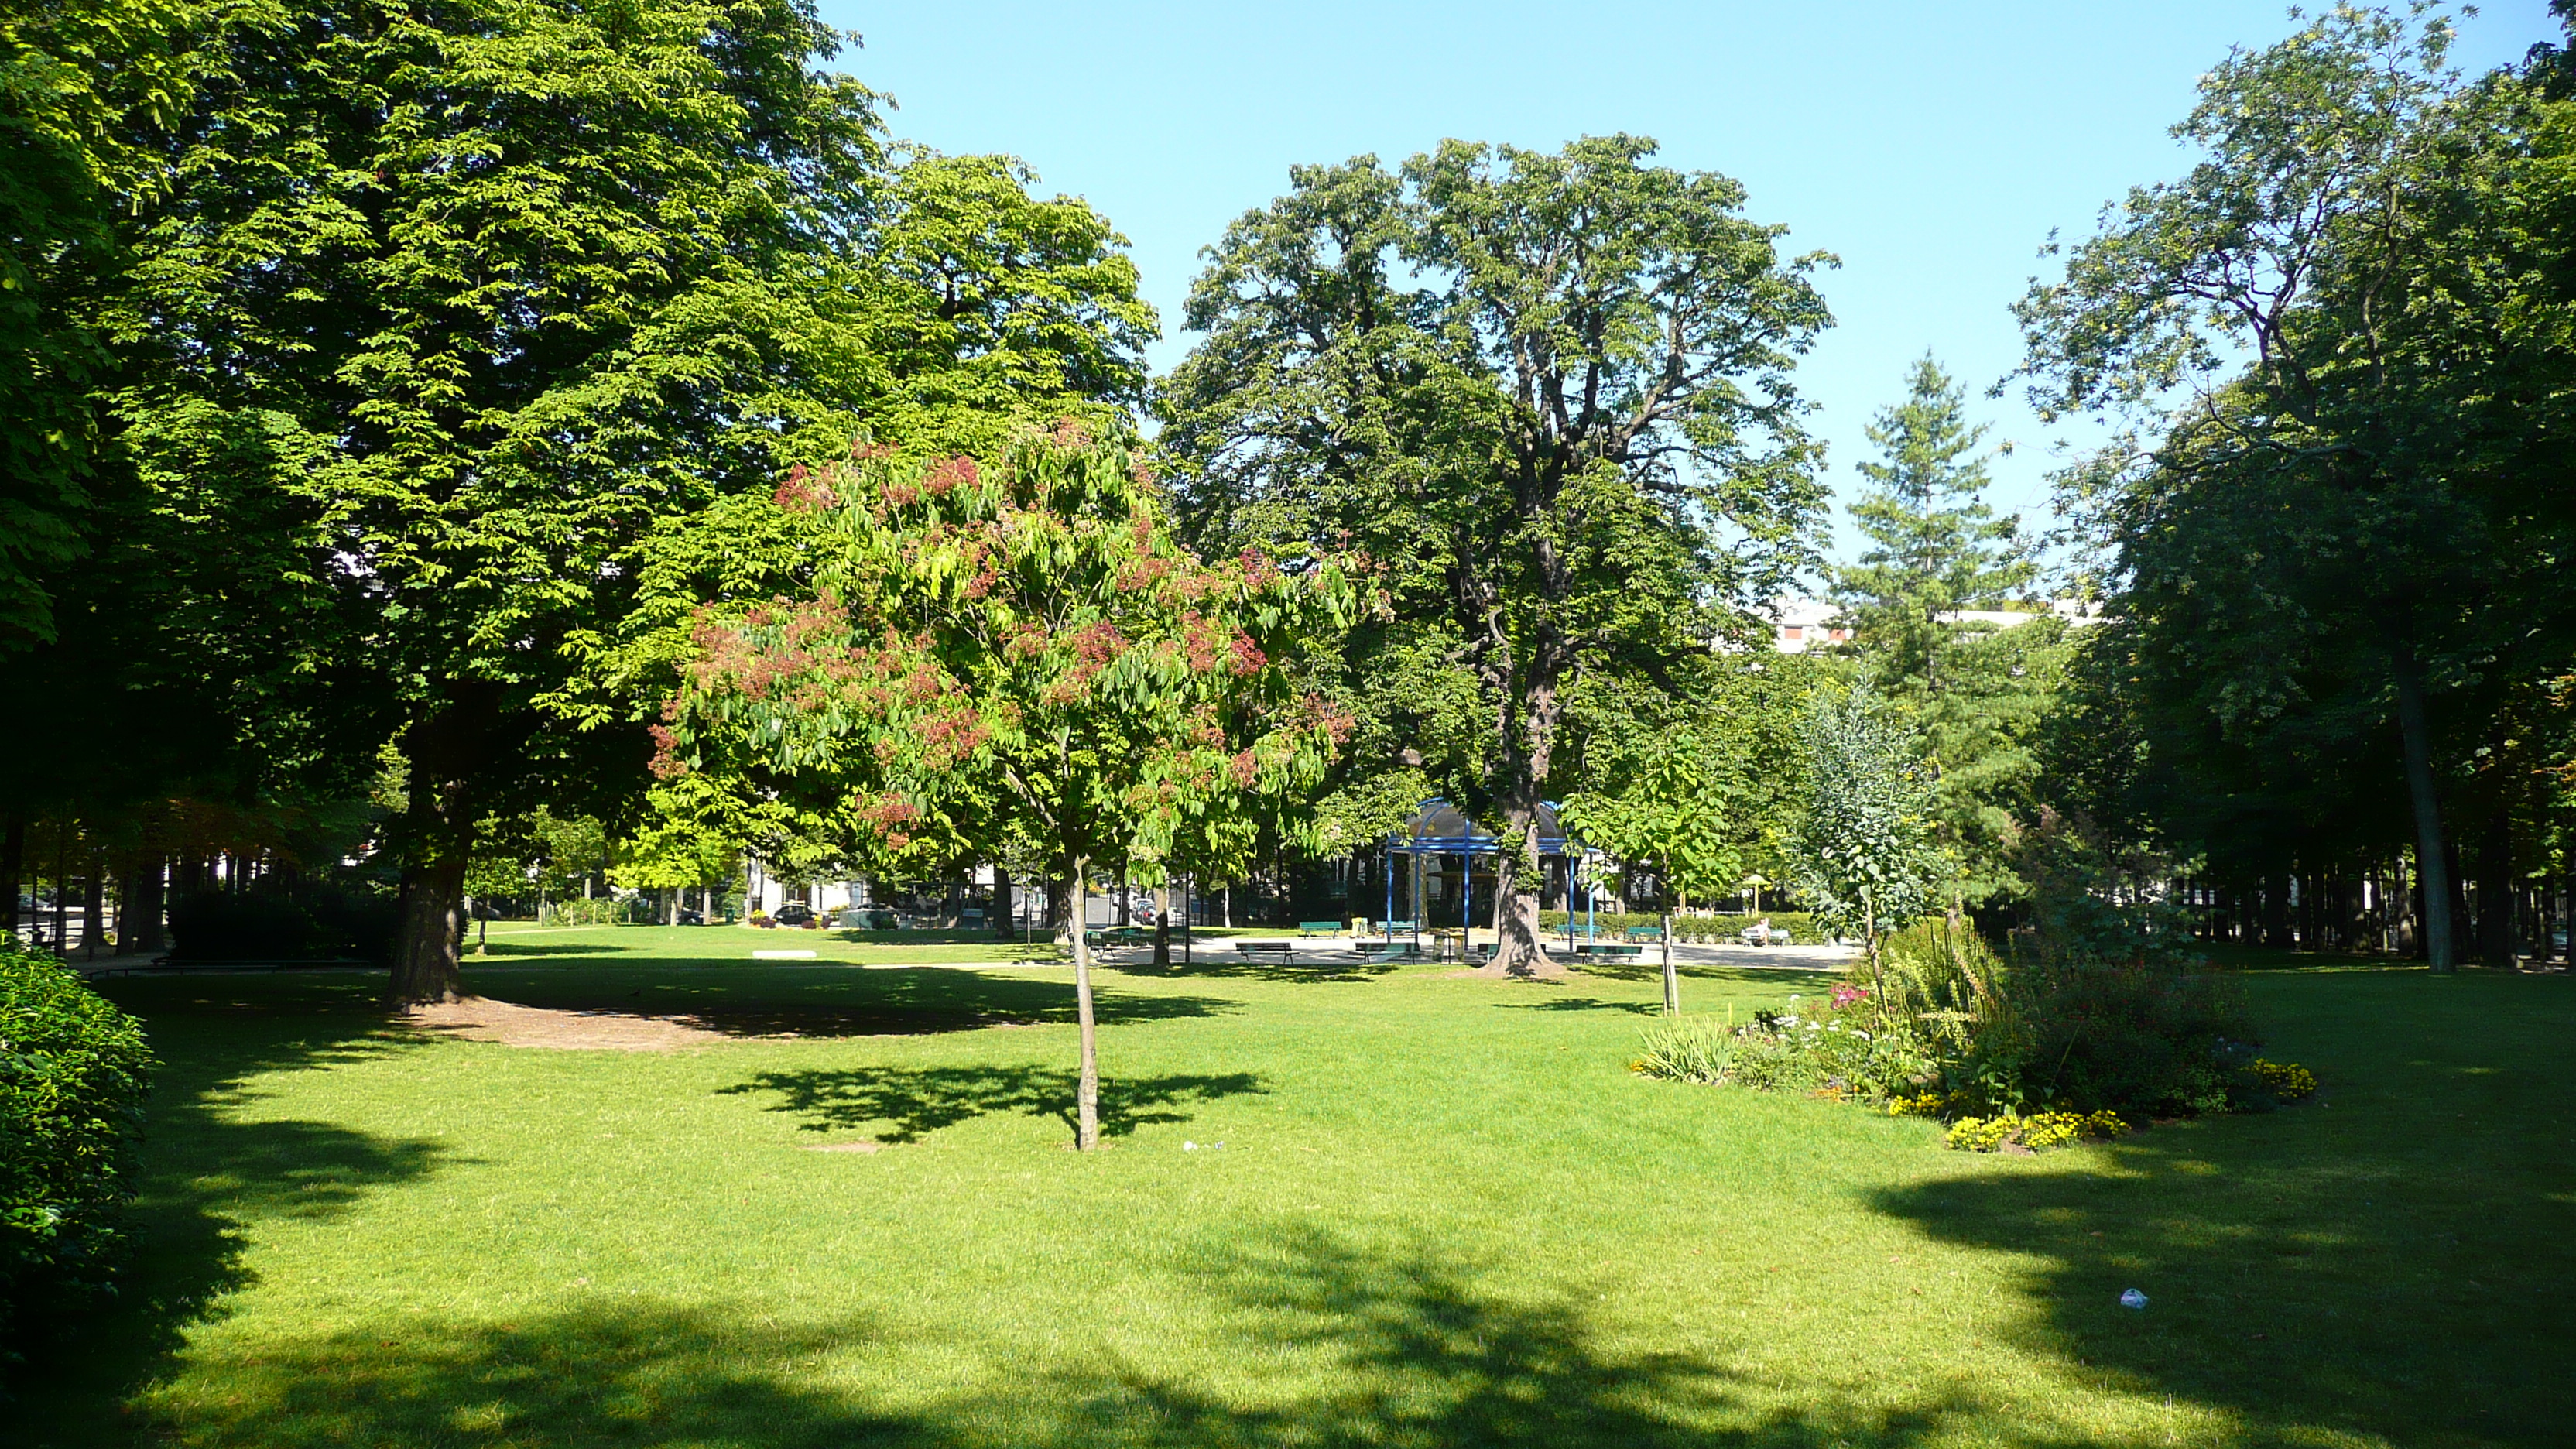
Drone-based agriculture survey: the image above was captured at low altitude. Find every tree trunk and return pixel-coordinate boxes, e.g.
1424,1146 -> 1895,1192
2263,874 -> 2292,950
122,856 -> 166,956
2475,806 -> 2514,969
1067,851 -> 1100,1150
81,848 -> 104,960
0,814 -> 20,947
1484,803 -> 1554,977
1660,907 -> 1678,1016
1048,872 -> 1074,944
392,851 -> 468,1002
1153,882 -> 1171,968
992,866 -> 1016,940
2390,644 -> 2454,971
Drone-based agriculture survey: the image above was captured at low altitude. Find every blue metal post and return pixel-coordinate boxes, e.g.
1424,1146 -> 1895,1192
1461,850 -> 1471,944
1384,844 -> 1394,937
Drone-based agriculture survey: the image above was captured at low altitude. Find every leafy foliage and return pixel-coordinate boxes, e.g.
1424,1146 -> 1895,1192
0,946 -> 152,1329
1163,135 -> 1832,970
1790,688 -> 1943,974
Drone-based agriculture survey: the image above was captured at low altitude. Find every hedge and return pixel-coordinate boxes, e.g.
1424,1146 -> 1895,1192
1536,909 -> 1829,944
1,947 -> 153,1331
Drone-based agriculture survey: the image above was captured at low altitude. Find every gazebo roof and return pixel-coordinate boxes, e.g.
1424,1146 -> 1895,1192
1388,798 -> 1576,856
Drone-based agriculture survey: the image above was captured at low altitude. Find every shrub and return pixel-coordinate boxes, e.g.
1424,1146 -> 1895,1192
1,947 -> 153,1330
1978,957 -> 2259,1118
1632,1016 -> 1733,1084
1537,909 -> 1827,944
542,897 -> 625,927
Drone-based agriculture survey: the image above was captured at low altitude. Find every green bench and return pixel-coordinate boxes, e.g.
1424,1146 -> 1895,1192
1231,939 -> 1295,959
1352,940 -> 1423,962
1297,920 -> 1344,937
1571,942 -> 1644,961
1624,925 -> 1664,942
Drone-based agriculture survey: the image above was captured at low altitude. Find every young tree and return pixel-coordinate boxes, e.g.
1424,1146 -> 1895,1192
1560,724 -> 1738,1014
1793,688 -> 1942,994
661,426 -> 1350,1149
1163,136 -> 1831,976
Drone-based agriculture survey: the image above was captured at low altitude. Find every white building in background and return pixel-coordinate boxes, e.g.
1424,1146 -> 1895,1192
1764,598 -> 2103,654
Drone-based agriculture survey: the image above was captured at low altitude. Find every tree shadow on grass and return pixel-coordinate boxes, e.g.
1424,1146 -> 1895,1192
1867,969 -> 2576,1449
58,1232 -> 2093,1449
473,940 -> 635,958
1492,995 -> 1662,1015
1119,953 -> 1398,983
13,980 -> 457,1444
467,965 -> 1234,1040
721,1064 -> 1265,1144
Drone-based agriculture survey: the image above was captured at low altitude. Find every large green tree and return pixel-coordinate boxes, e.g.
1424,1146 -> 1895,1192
2012,3 -> 2576,970
1163,135 -> 1831,975
84,0 -> 1152,1000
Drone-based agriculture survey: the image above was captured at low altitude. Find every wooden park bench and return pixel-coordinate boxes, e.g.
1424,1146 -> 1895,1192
1296,920 -> 1344,937
1571,942 -> 1645,962
1624,925 -> 1664,943
1231,938 -> 1296,960
1351,939 -> 1423,962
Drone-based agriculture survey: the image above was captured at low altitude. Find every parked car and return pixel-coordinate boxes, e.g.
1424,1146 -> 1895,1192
772,903 -> 816,928
676,907 -> 705,925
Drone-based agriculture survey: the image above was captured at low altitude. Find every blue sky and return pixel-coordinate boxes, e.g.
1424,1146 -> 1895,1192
819,1 -> 2561,573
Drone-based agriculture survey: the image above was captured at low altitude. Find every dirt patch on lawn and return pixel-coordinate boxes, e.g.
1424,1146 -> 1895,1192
402,997 -> 733,1052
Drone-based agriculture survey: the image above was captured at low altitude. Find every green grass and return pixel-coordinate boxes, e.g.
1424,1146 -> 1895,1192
14,937 -> 2573,1447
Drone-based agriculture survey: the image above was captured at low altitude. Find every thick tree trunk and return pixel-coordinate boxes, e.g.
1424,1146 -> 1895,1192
0,814 -> 20,946
81,849 -> 104,960
1153,882 -> 1170,967
2263,874 -> 2292,950
122,856 -> 166,955
392,852 -> 468,1002
1048,873 -> 1074,944
1067,851 -> 1100,1150
2390,645 -> 2454,971
2475,807 -> 2514,968
992,867 -> 1016,940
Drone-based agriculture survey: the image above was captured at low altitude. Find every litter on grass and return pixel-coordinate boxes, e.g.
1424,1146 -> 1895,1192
2119,1289 -> 2149,1310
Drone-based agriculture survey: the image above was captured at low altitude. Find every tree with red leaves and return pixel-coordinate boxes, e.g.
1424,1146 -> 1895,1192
660,424 -> 1351,1149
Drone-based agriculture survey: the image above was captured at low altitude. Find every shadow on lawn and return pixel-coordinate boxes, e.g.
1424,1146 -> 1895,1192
1118,952 -> 1398,983
722,1064 -> 1264,1144
474,965 -> 1233,1040
1492,995 -> 1660,1015
1869,968 -> 2576,1449
13,981 -> 456,1446
58,1231 -> 2053,1449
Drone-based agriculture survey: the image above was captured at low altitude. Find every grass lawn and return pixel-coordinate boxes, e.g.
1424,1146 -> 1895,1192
13,935 -> 2572,1447
470,922 -> 1306,968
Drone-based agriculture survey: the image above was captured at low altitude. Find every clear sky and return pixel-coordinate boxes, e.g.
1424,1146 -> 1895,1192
816,1 -> 2561,572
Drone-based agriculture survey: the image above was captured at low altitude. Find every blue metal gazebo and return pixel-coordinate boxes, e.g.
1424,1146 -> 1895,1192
1382,799 -> 1590,940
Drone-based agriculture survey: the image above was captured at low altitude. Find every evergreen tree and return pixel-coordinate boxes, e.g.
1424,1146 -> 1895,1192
1831,358 -> 2050,906
1830,355 -> 2033,699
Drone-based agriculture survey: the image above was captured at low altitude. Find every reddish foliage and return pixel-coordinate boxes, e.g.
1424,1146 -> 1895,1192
774,462 -> 841,512
925,455 -> 979,495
